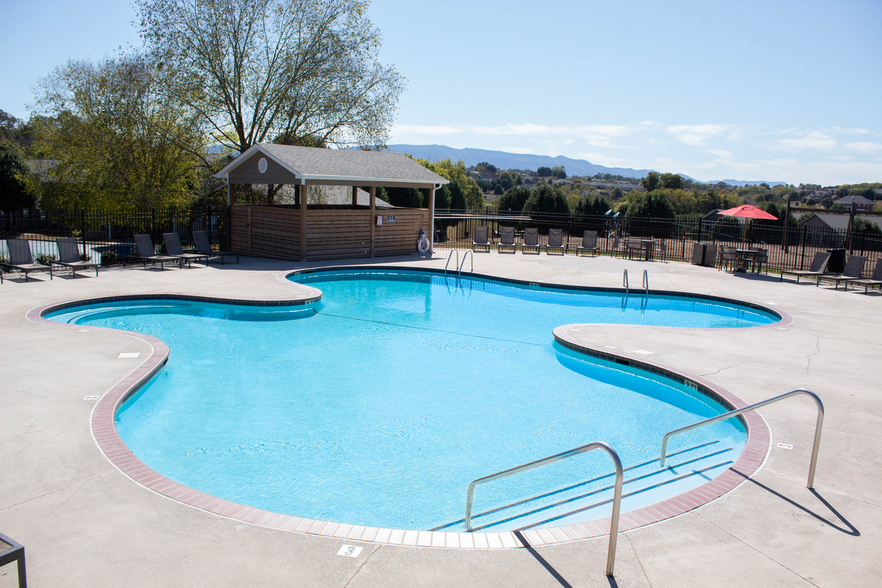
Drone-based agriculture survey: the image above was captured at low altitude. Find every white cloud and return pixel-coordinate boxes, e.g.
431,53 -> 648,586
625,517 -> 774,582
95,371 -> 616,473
774,131 -> 837,151
844,141 -> 882,154
665,124 -> 731,146
391,124 -> 463,137
709,150 -> 734,160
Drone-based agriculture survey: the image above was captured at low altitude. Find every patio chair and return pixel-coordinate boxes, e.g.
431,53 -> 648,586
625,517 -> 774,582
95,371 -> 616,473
163,232 -> 209,268
1,239 -> 52,282
522,227 -> 540,254
840,258 -> 882,293
573,230 -> 598,257
654,239 -> 667,260
132,234 -> 183,270
497,226 -> 517,254
779,251 -> 831,286
717,246 -> 738,272
472,225 -> 491,252
831,255 -> 867,290
54,237 -> 98,278
192,230 -> 239,265
626,236 -> 644,260
750,248 -> 768,274
608,234 -> 624,257
544,228 -> 565,255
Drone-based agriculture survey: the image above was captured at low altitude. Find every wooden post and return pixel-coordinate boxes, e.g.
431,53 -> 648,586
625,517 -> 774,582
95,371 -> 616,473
247,205 -> 253,256
352,185 -> 358,207
299,184 -> 307,261
370,186 -> 376,258
428,186 -> 436,254
227,181 -> 233,206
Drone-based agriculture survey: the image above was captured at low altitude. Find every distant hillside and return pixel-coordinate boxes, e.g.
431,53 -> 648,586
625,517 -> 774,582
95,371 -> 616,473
387,144 -> 655,179
386,144 -> 785,187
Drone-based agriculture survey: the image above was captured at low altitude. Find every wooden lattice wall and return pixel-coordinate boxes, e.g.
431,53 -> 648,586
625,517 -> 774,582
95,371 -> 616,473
231,205 -> 430,261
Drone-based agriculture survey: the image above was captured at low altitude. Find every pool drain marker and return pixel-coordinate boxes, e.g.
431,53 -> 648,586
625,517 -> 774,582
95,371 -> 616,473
336,545 -> 362,558
84,395 -> 99,401
118,352 -> 140,358
777,443 -> 793,449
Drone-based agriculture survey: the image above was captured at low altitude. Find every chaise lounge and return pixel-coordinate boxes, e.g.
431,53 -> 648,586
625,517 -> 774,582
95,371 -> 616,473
779,251 -> 831,286
132,234 -> 183,270
163,232 -> 209,267
53,237 -> 99,278
1,239 -> 53,282
192,230 -> 239,264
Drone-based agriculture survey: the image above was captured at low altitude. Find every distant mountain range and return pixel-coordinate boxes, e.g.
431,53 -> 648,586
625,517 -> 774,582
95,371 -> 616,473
386,144 -> 785,187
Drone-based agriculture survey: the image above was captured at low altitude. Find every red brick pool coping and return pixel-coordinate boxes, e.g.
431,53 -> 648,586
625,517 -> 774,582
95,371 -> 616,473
27,278 -> 789,550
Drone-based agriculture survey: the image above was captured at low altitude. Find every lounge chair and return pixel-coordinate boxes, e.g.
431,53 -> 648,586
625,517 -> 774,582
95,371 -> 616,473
497,226 -> 517,253
1,239 -> 52,282
132,234 -> 183,270
472,225 -> 491,252
54,237 -> 98,278
522,228 -> 540,254
626,236 -> 644,260
831,255 -> 866,290
163,232 -> 209,267
608,234 -> 624,257
573,230 -> 598,256
840,258 -> 882,293
779,251 -> 831,286
192,230 -> 239,264
544,228 -> 565,255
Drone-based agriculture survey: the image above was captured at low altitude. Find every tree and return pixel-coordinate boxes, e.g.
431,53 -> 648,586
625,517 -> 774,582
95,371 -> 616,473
497,171 -> 515,191
640,171 -> 660,192
523,184 -> 570,215
537,166 -> 552,177
551,165 -> 566,179
413,158 -> 483,210
137,0 -> 404,160
626,191 -> 675,218
573,193 -> 610,217
32,54 -> 204,211
498,186 -> 532,212
0,144 -> 35,212
659,173 -> 682,190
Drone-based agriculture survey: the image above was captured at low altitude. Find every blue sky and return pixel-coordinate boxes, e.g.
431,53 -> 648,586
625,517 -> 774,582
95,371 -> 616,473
2,0 -> 880,186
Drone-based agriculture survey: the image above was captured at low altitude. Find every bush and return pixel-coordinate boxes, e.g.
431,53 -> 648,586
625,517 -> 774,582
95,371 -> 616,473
101,249 -> 119,266
36,253 -> 57,266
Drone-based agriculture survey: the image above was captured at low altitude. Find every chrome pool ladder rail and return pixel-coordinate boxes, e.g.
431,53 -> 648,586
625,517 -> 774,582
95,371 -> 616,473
660,388 -> 824,488
444,249 -> 459,274
623,269 -> 629,295
458,249 -> 474,274
465,441 -> 624,577
642,269 -> 649,295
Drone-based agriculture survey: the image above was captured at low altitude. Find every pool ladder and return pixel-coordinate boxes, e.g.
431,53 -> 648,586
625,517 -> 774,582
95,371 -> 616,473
622,268 -> 649,296
461,388 -> 825,578
444,249 -> 474,274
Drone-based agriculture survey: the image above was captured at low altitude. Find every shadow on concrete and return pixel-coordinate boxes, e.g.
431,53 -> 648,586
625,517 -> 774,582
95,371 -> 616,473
732,469 -> 860,536
513,531 -> 575,588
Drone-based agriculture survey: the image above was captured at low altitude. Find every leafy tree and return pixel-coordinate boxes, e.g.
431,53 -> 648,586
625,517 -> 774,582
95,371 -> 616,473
32,54 -> 204,211
611,187 -> 624,200
854,218 -> 882,236
626,190 -> 675,218
498,186 -> 532,212
383,187 -> 423,208
536,166 -> 552,177
574,193 -> 610,217
523,184 -> 570,215
0,144 -> 35,212
497,171 -> 515,191
0,110 -> 35,151
414,158 -> 482,210
493,184 -> 504,195
640,171 -> 660,192
551,165 -> 566,179
821,196 -> 834,208
136,0 -> 403,161
659,173 -> 682,190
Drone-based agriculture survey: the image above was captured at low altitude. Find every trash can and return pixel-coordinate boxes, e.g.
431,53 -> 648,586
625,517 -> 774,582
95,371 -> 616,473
691,242 -> 706,265
827,248 -> 846,274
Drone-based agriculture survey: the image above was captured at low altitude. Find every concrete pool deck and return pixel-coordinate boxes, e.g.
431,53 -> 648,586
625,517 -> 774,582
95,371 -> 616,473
1,251 -> 879,587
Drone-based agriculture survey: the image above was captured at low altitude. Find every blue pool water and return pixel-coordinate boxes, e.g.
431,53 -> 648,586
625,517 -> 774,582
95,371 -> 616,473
48,270 -> 777,531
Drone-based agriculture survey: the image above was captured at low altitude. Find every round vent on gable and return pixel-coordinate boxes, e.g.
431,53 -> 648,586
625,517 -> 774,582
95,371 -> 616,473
258,158 -> 268,173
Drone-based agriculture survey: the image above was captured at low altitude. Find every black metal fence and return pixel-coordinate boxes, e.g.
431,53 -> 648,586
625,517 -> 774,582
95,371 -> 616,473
1,205 -> 231,267
433,210 -> 882,276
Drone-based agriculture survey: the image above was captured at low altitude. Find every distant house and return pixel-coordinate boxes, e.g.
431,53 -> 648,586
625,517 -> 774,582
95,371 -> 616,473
797,213 -> 882,247
832,194 -> 874,211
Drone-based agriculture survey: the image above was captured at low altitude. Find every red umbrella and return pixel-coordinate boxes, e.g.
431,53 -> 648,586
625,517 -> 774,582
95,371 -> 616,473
717,204 -> 778,220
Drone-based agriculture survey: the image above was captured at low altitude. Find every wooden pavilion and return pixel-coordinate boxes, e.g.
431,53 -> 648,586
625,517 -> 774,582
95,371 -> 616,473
214,144 -> 448,261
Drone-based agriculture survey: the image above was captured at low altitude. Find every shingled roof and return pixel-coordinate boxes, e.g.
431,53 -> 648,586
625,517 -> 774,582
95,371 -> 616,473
214,143 -> 449,189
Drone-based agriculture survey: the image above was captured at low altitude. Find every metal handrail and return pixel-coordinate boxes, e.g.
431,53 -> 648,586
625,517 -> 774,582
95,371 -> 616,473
465,441 -> 624,577
444,249 -> 459,274
458,249 -> 474,274
642,269 -> 649,295
660,388 -> 824,488
623,269 -> 629,295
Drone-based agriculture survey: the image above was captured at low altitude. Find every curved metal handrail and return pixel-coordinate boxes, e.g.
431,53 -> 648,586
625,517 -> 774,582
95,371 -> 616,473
623,269 -> 629,295
642,269 -> 649,295
458,249 -> 474,274
444,249 -> 459,274
660,388 -> 824,488
465,441 -> 624,577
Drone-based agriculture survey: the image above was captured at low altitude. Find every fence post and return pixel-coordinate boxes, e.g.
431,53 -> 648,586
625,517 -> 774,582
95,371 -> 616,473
80,208 -> 86,253
151,208 -> 156,251
799,225 -> 807,270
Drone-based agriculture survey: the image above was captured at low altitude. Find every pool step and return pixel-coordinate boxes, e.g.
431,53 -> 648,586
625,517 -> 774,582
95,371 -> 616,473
431,441 -> 737,533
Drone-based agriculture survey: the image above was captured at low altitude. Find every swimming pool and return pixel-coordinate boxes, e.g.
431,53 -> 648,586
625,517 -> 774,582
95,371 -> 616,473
45,268 -> 780,535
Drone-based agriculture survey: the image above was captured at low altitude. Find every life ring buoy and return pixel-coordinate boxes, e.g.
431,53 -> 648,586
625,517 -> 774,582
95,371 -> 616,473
417,230 -> 431,254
